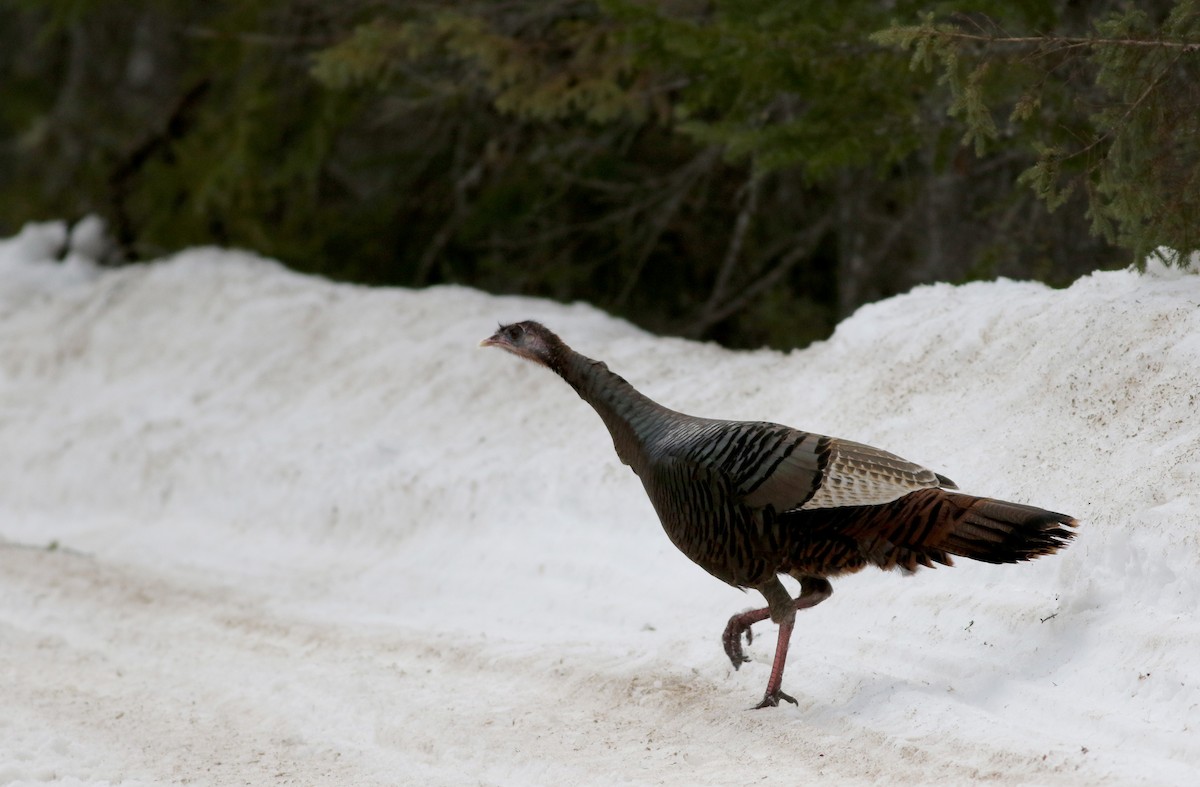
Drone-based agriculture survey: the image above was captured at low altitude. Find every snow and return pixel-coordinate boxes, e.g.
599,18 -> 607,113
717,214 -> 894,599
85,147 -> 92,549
2,219 -> 1198,785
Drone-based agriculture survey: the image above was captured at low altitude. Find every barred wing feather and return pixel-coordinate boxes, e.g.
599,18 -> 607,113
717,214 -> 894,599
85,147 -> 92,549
800,437 -> 956,510
670,421 -> 955,514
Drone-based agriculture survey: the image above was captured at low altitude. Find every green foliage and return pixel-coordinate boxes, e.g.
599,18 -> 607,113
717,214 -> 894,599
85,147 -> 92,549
313,10 -> 647,124
605,0 -> 930,179
309,18 -> 420,90
875,0 -> 1200,262
0,0 -> 353,263
7,0 -> 1191,353
1088,2 -> 1200,255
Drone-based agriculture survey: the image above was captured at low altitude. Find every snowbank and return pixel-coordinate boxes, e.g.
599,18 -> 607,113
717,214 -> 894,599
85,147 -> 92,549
2,220 -> 1197,785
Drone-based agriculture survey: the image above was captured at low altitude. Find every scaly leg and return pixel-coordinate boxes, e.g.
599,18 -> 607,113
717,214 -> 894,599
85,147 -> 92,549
721,576 -> 833,708
756,613 -> 798,708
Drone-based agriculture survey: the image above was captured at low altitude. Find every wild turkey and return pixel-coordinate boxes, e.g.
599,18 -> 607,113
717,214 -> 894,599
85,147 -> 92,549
481,320 -> 1077,709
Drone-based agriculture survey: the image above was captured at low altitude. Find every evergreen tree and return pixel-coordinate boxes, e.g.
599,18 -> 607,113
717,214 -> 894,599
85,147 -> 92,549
1,0 -> 1195,350
875,0 -> 1200,262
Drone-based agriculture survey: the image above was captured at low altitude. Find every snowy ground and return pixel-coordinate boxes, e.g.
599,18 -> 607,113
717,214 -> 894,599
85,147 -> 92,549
1,220 -> 1198,786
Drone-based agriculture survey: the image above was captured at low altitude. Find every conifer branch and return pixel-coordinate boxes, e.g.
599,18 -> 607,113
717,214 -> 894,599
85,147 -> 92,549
912,29 -> 1200,53
179,26 -> 332,48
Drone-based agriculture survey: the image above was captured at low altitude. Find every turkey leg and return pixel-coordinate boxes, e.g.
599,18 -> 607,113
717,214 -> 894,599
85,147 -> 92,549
721,575 -> 832,708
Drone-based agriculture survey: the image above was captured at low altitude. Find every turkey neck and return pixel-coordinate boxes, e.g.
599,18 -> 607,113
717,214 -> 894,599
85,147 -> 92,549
553,348 -> 676,475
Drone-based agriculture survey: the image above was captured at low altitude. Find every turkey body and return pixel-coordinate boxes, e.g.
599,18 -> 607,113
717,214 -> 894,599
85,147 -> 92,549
482,320 -> 1077,708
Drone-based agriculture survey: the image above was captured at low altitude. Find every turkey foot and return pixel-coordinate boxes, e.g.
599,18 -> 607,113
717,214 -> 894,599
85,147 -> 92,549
755,689 -> 798,709
735,577 -> 833,709
722,607 -> 771,669
722,576 -> 831,670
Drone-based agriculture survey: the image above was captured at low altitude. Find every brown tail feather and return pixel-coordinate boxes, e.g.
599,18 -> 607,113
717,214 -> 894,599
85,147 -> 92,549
940,494 -> 1077,564
783,488 -> 1077,575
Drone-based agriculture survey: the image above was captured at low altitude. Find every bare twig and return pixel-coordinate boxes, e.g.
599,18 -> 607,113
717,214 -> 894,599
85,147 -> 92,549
179,26 -> 332,48
417,126 -> 473,284
686,212 -> 834,336
692,170 -> 762,329
615,146 -> 722,307
923,29 -> 1200,53
1061,48 -> 1189,164
108,79 -> 213,255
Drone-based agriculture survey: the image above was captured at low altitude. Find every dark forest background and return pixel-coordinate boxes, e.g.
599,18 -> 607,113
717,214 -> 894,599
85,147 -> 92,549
2,0 -> 1198,349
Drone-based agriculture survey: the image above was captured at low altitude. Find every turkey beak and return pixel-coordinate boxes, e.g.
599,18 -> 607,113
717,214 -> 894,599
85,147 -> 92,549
479,334 -> 503,349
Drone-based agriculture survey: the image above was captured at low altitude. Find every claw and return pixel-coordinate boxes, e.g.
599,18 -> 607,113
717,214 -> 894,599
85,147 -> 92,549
753,689 -> 798,709
723,607 -> 772,669
722,615 -> 755,669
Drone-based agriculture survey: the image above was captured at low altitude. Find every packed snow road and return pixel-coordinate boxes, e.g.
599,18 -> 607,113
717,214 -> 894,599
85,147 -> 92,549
2,222 -> 1197,785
